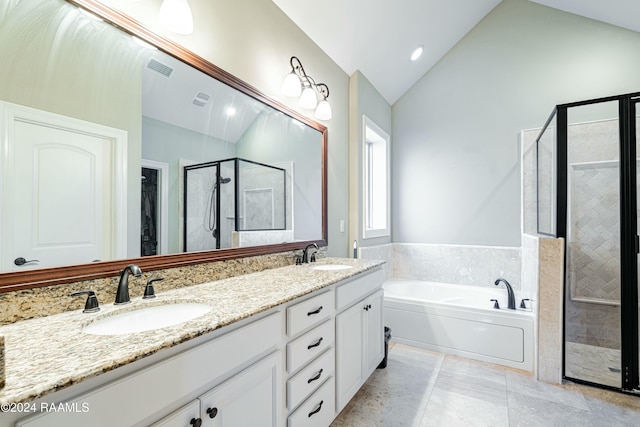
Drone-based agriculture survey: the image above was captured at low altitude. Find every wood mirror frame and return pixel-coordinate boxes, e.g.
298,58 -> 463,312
0,0 -> 328,293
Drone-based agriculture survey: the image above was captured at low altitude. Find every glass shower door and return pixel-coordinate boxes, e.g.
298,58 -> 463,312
564,100 -> 622,388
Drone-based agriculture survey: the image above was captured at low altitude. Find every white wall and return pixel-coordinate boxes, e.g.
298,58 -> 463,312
348,71 -> 392,249
101,0 -> 350,256
392,0 -> 640,247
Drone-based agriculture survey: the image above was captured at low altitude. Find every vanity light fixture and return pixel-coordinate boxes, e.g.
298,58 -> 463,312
158,0 -> 194,35
410,45 -> 424,62
281,56 -> 332,120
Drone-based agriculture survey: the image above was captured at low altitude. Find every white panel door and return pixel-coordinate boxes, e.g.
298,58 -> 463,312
1,101 -> 127,271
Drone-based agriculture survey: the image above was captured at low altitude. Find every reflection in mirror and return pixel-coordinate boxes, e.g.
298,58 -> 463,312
0,0 -> 325,281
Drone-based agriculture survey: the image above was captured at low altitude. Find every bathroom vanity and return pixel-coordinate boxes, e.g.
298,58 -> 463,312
0,259 -> 384,427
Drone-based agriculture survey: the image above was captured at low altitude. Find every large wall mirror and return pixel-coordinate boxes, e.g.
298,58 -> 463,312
0,0 -> 327,291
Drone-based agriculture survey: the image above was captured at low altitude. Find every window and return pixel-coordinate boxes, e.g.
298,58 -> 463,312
362,115 -> 390,239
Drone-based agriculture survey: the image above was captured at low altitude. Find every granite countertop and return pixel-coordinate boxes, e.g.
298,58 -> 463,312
0,257 -> 382,405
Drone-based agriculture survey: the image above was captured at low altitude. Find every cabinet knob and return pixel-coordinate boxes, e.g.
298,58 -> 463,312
190,418 -> 202,427
206,407 -> 218,418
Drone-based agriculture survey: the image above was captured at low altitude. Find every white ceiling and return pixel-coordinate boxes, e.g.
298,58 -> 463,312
272,0 -> 640,105
143,51 -> 268,143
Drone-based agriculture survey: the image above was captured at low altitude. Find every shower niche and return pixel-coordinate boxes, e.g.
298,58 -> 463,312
184,157 -> 291,251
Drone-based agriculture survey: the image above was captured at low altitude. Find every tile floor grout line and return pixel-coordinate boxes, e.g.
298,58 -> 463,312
415,352 -> 445,427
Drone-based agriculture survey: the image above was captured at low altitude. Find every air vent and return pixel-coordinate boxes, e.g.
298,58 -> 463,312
192,92 -> 210,107
147,58 -> 173,77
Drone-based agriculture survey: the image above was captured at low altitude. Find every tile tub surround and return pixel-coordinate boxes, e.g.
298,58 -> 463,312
0,257 -> 382,405
358,243 -> 393,280
0,250 -> 321,325
391,243 -> 522,290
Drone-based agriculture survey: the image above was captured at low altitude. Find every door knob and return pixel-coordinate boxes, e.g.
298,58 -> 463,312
14,257 -> 39,266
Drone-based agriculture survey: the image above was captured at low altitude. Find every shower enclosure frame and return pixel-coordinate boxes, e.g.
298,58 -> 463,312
536,91 -> 640,394
183,157 -> 287,251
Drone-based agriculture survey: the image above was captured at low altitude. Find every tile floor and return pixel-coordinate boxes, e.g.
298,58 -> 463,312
331,343 -> 640,427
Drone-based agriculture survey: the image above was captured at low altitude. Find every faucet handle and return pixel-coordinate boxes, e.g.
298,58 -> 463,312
519,298 -> 531,309
143,277 -> 164,299
490,299 -> 500,309
70,290 -> 100,313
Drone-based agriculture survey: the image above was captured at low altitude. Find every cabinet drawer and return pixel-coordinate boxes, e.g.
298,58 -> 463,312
17,312 -> 282,427
336,268 -> 384,311
287,290 -> 334,337
287,348 -> 334,410
287,320 -> 334,374
287,376 -> 335,427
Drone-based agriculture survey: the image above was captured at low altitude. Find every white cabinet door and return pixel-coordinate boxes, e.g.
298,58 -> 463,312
364,290 -> 384,375
199,351 -> 282,427
151,401 -> 200,427
335,301 -> 364,411
336,288 -> 385,413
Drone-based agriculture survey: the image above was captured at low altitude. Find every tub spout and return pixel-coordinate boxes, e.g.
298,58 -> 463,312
494,278 -> 516,310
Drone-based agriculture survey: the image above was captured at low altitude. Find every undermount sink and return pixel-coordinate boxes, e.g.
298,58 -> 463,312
82,302 -> 213,335
310,264 -> 354,271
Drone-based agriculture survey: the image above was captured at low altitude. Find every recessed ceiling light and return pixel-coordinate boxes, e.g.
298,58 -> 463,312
410,45 -> 424,62
225,106 -> 237,117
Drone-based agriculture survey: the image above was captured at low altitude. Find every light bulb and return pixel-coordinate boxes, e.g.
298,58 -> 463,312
315,99 -> 332,120
159,0 -> 194,35
299,86 -> 318,109
281,72 -> 302,97
410,45 -> 424,62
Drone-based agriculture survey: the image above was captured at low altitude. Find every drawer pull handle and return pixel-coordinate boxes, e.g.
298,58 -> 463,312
307,306 -> 323,316
307,337 -> 323,350
308,400 -> 324,417
206,407 -> 218,418
190,418 -> 202,427
307,368 -> 324,384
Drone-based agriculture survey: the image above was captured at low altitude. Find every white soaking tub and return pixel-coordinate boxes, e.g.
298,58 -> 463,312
383,279 -> 534,371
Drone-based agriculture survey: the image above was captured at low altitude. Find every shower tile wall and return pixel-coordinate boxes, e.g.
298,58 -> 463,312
238,164 -> 287,230
185,167 -> 218,251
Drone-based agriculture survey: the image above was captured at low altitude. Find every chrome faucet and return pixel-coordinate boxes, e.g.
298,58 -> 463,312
115,264 -> 142,305
494,278 -> 516,310
302,243 -> 319,263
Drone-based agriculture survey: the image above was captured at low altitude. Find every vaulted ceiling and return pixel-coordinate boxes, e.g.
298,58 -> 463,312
272,0 -> 640,104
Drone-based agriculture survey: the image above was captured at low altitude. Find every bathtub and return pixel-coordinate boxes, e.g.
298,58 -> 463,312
383,279 -> 534,371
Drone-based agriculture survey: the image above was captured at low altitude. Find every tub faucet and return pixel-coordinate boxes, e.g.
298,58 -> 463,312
494,278 -> 516,310
115,264 -> 142,305
302,243 -> 319,263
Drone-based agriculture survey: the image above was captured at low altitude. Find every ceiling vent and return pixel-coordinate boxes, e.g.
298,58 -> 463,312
147,58 -> 173,77
192,92 -> 210,107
